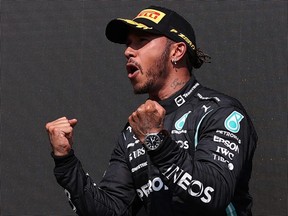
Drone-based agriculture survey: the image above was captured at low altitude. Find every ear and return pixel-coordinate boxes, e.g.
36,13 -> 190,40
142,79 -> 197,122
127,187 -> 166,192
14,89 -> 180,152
170,42 -> 187,62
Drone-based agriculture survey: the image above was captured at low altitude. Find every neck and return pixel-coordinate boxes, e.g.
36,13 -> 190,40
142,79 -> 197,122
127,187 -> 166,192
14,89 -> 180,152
149,72 -> 191,101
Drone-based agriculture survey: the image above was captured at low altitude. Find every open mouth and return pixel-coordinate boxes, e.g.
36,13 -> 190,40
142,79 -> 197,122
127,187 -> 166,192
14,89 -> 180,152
126,63 -> 140,78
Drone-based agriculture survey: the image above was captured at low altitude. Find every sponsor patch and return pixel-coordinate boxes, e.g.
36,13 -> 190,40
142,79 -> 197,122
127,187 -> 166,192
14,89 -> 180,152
175,111 -> 191,130
135,9 -> 166,24
162,165 -> 214,203
224,111 -> 244,133
174,95 -> 186,107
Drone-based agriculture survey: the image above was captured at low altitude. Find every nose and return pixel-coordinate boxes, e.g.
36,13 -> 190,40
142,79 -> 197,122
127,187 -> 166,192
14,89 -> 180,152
124,46 -> 136,59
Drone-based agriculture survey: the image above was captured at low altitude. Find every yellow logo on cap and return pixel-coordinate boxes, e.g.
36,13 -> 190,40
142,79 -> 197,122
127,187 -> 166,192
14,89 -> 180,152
170,28 -> 196,50
135,9 -> 166,24
118,18 -> 153,30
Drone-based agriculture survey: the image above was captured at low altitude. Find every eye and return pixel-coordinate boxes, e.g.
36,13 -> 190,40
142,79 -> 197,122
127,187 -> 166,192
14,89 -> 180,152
137,37 -> 150,47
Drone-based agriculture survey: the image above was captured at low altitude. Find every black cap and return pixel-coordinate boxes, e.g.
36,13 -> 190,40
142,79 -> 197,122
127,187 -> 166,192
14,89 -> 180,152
106,5 -> 211,69
106,5 -> 197,56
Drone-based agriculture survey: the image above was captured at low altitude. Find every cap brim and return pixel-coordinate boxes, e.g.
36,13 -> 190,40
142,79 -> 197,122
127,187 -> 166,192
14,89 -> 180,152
105,18 -> 159,44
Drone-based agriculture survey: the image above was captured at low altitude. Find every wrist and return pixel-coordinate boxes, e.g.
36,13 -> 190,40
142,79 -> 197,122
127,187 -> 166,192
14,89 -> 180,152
143,130 -> 169,151
51,149 -> 77,169
52,146 -> 71,157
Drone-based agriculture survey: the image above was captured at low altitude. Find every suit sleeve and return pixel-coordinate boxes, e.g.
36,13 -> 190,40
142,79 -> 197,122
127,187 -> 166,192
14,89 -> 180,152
53,134 -> 138,216
148,106 -> 257,211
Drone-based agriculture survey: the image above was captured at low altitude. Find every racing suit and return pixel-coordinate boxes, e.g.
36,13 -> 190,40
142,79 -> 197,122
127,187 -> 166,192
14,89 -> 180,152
52,77 -> 257,216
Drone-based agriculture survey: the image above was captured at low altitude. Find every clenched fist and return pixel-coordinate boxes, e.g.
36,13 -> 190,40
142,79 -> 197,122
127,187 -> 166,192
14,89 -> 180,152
128,100 -> 166,143
45,117 -> 78,156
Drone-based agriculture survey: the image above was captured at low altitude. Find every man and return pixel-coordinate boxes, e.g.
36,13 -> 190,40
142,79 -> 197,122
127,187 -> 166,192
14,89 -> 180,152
46,5 -> 257,216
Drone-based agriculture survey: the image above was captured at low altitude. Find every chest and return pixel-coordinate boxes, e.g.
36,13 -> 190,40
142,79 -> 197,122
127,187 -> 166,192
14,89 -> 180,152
125,107 -> 207,200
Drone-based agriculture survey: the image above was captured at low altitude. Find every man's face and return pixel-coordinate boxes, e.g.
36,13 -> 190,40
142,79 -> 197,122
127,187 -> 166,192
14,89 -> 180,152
124,30 -> 171,95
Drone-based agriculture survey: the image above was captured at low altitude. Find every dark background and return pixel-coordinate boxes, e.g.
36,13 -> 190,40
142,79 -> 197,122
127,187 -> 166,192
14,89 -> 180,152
0,1 -> 287,215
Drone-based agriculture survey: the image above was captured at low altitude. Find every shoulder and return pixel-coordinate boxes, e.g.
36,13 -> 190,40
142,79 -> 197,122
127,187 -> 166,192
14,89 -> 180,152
188,85 -> 256,132
195,86 -> 244,110
192,86 -> 257,137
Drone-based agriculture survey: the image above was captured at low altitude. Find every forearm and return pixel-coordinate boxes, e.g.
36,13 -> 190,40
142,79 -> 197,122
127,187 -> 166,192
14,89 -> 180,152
148,136 -> 235,210
52,150 -> 132,216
